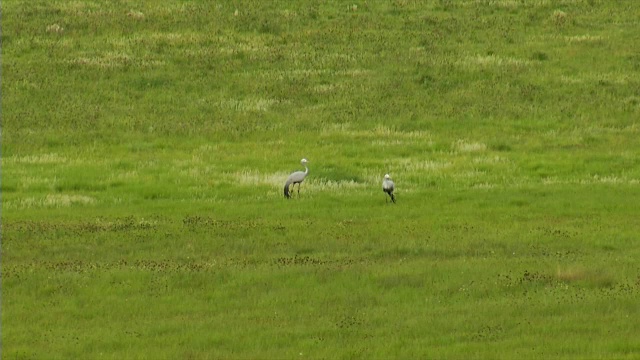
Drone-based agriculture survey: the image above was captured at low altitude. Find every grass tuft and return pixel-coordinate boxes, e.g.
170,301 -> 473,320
555,267 -> 616,288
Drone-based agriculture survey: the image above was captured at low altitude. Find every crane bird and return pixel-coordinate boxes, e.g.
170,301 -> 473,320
284,158 -> 309,198
382,174 -> 396,203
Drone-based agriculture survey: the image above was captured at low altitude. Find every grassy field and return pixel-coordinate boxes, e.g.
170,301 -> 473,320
2,0 -> 640,358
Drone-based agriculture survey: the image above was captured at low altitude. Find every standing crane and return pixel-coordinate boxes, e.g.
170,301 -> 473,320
382,174 -> 396,203
284,158 -> 309,198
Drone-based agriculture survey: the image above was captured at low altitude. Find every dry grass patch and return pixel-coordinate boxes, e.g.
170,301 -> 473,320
69,52 -> 165,69
135,32 -> 206,47
551,10 -> 568,27
397,159 -> 453,172
18,177 -> 57,191
8,153 -> 68,165
46,24 -> 64,34
5,194 -> 96,210
465,0 -> 570,7
566,34 -> 605,43
55,1 -> 101,16
371,139 -> 407,146
453,140 -> 487,153
306,179 -> 365,192
218,98 -> 286,112
579,175 -> 635,185
312,83 -> 342,94
471,182 -> 495,189
371,125 -> 431,139
228,171 -> 289,187
470,0 -> 521,9
542,175 -> 639,186
555,266 -> 615,288
127,10 -> 145,20
321,124 -> 431,142
457,55 -> 531,70
472,156 -> 510,165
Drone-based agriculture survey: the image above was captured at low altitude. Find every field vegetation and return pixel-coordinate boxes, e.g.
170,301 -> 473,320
2,0 -> 640,358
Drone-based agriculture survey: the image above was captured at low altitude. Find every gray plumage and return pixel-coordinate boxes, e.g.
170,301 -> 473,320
382,174 -> 396,203
284,159 -> 309,198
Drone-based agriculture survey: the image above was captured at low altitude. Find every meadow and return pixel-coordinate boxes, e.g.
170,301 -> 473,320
2,0 -> 640,358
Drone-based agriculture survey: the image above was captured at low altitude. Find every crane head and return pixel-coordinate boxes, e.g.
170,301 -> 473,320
384,174 -> 390,179
301,158 -> 308,164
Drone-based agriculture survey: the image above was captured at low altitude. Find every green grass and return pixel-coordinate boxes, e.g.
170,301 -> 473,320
3,0 -> 640,358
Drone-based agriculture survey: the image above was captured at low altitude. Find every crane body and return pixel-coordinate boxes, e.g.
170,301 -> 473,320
284,159 -> 309,198
382,174 -> 396,203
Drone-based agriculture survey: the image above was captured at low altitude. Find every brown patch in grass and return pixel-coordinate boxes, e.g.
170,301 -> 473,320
46,24 -> 64,34
555,266 -> 615,288
127,10 -> 145,20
